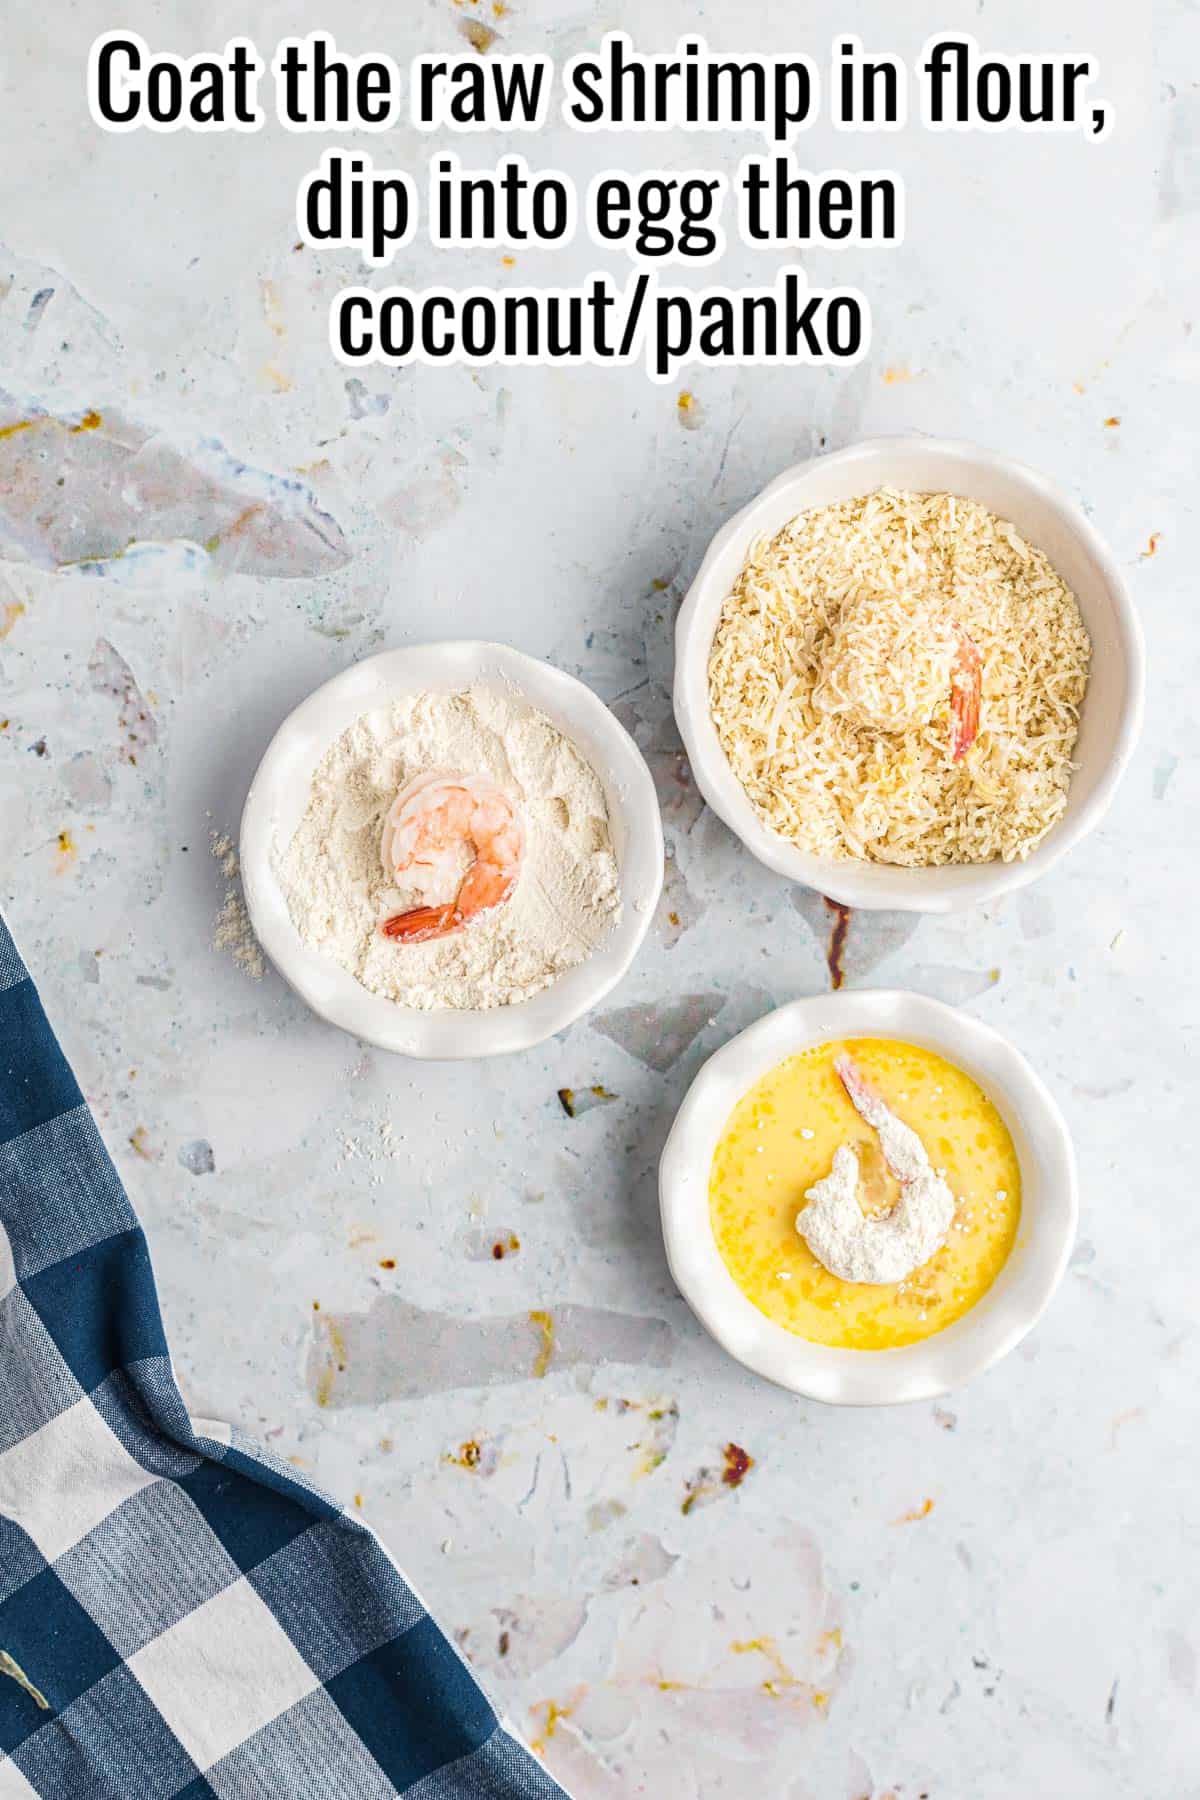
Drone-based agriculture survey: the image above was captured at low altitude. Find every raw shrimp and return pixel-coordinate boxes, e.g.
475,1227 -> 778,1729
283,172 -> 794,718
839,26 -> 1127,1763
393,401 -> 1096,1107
379,772 -> 524,944
949,625 -> 982,760
795,1054 -> 956,1284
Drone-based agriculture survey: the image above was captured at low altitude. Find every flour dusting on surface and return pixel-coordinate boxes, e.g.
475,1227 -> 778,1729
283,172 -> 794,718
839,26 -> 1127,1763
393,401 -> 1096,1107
277,684 -> 621,1010
210,831 -> 265,980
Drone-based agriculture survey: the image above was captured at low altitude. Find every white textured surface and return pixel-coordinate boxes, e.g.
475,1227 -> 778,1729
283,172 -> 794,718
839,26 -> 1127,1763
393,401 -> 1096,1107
0,3 -> 1194,1795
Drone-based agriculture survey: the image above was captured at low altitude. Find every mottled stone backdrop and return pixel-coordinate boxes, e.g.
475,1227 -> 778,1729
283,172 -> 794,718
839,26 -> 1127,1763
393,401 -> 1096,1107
0,2 -> 1192,1795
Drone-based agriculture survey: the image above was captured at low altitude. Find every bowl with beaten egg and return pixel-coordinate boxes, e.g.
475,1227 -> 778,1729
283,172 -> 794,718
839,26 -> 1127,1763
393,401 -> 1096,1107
658,989 -> 1077,1403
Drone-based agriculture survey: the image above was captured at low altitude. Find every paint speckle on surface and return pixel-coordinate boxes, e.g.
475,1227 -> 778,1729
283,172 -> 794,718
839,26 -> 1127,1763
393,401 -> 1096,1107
460,17 -> 499,53
793,890 -> 920,987
61,753 -> 112,813
594,993 -> 724,1072
445,1435 -> 501,1475
305,1296 -> 671,1406
530,1308 -> 555,1377
586,1498 -> 628,1532
377,469 -> 462,537
54,828 -> 77,874
823,898 -> 850,989
129,1125 -> 157,1161
896,1497 -> 936,1524
676,389 -> 705,429
345,377 -> 390,420
731,1635 -> 820,1703
179,1139 -> 215,1175
0,390 -> 350,578
528,1691 -> 583,1756
88,639 -> 157,764
556,1084 -> 617,1118
25,288 -> 54,332
602,1531 -> 678,1591
722,1442 -> 753,1487
633,1400 -> 680,1477
314,1317 -> 350,1409
461,1224 -> 521,1261
682,1443 -> 755,1515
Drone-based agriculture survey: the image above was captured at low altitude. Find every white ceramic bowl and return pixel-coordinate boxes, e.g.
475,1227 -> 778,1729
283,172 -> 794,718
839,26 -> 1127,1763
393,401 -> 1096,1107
659,990 -> 1077,1404
240,643 -> 664,1058
674,435 -> 1145,912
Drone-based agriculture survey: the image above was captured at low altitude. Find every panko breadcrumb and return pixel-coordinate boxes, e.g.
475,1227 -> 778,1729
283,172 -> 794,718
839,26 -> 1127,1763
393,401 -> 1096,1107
707,487 -> 1091,866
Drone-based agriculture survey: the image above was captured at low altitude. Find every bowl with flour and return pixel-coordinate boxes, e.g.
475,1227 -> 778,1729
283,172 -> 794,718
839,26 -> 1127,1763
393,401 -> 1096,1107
240,643 -> 664,1057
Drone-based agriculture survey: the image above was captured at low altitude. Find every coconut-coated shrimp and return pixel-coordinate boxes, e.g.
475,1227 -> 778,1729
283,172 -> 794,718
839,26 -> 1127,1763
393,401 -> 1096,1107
379,772 -> 524,944
796,1054 -> 956,1285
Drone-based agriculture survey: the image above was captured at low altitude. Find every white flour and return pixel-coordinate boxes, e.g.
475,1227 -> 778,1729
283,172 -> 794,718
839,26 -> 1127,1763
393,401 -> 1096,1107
277,684 -> 621,1011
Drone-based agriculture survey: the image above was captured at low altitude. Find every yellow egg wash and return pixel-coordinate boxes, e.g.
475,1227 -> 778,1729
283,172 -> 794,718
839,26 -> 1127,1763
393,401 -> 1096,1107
708,1037 -> 1021,1350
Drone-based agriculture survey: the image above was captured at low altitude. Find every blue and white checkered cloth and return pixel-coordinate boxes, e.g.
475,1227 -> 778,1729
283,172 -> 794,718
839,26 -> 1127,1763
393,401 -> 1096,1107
0,914 -> 565,1799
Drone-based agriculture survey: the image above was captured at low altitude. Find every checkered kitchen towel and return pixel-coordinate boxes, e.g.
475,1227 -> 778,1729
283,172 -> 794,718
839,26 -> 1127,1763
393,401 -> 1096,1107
0,915 -> 564,1799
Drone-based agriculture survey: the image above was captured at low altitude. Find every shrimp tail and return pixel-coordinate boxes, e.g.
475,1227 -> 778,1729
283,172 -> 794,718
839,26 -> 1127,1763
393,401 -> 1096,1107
949,626 -> 982,760
380,902 -> 460,943
834,1054 -> 880,1124
835,1054 -> 931,1188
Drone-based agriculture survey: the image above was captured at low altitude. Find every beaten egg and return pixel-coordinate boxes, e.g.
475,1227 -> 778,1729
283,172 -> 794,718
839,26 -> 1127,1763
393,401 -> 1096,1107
708,1037 -> 1021,1350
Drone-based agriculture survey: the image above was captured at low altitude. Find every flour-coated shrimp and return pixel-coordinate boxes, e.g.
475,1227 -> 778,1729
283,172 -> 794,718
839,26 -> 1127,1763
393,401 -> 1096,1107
795,1055 -> 956,1285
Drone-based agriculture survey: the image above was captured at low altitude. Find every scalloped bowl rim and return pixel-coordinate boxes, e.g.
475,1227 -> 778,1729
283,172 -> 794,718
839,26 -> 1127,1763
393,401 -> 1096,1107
659,989 -> 1078,1404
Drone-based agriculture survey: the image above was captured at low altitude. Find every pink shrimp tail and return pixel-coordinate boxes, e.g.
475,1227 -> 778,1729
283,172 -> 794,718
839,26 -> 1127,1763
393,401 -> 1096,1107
834,1054 -> 872,1113
380,902 -> 460,943
950,627 -> 982,760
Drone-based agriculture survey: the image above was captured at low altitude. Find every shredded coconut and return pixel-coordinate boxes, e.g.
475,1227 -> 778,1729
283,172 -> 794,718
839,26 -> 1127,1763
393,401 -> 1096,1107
277,684 -> 621,1011
708,486 -> 1091,865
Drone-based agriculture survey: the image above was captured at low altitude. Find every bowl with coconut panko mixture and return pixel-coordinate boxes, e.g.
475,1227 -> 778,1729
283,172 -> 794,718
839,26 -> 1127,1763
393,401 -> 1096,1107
675,436 -> 1144,912
240,643 -> 663,1057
